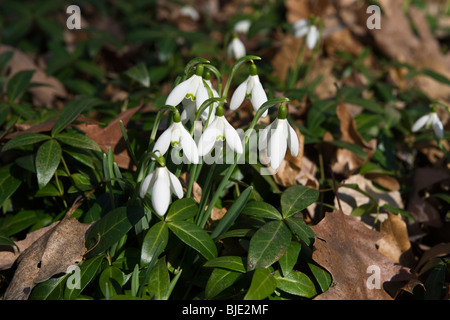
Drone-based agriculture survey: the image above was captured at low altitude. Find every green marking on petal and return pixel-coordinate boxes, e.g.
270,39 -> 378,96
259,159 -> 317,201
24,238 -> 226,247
186,93 -> 196,101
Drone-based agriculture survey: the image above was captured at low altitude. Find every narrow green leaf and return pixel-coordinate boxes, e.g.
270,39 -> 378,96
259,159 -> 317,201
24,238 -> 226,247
167,220 -> 217,261
124,62 -> 150,88
55,131 -> 101,152
147,257 -> 170,300
247,220 -> 291,271
0,164 -> 22,207
274,270 -> 317,298
64,255 -> 105,300
242,201 -> 282,220
284,216 -> 315,246
0,51 -> 13,72
203,256 -> 246,273
278,241 -> 302,277
2,133 -> 51,152
29,273 -> 68,300
7,70 -> 34,102
51,97 -> 102,136
140,221 -> 169,267
205,268 -> 242,299
325,140 -> 366,160
0,235 -> 18,250
85,206 -> 146,258
243,268 -> 276,300
165,198 -> 198,222
381,204 -> 414,222
280,185 -> 319,218
210,186 -> 253,239
308,263 -> 332,293
35,139 -> 62,188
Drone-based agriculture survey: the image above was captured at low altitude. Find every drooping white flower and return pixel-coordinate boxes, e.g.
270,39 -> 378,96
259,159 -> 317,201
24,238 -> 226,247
180,76 -> 218,125
229,63 -> 268,117
139,166 -> 183,216
197,106 -> 243,156
258,104 -> 299,171
234,20 -> 251,34
153,113 -> 199,164
412,112 -> 444,139
293,18 -> 319,50
165,65 -> 208,111
180,5 -> 200,21
227,36 -> 246,60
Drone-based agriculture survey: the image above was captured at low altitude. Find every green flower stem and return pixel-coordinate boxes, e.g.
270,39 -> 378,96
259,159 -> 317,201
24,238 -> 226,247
300,23 -> 323,90
288,38 -> 306,89
195,162 -> 216,226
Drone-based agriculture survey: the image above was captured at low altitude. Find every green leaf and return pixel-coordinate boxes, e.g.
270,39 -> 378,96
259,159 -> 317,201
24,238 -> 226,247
0,164 -> 22,207
242,201 -> 282,220
243,268 -> 276,300
35,139 -> 62,188
381,204 -> 414,222
0,235 -> 18,250
0,51 -> 13,72
140,221 -> 169,267
273,270 -> 317,298
85,206 -> 146,258
124,62 -> 150,88
64,255 -> 105,300
167,220 -> 217,261
278,241 -> 302,277
147,257 -> 170,300
205,268 -> 243,299
325,140 -> 367,160
210,186 -> 253,239
0,210 -> 38,237
308,263 -> 332,293
2,133 -> 50,152
284,216 -> 315,246
247,220 -> 291,271
165,198 -> 198,222
7,70 -> 34,102
203,256 -> 246,273
280,185 -> 319,218
29,273 -> 68,300
51,97 -> 102,137
99,266 -> 126,298
55,131 -> 101,152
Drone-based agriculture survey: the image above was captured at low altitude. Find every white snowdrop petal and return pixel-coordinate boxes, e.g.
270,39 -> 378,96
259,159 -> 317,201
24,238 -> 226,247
412,114 -> 430,132
224,120 -> 243,154
139,172 -> 154,199
179,127 -> 200,164
250,81 -> 268,116
195,82 -> 209,111
153,124 -> 174,156
268,128 -> 287,171
165,77 -> 192,106
198,120 -> 221,156
229,78 -> 248,111
152,169 -> 171,216
287,123 -> 299,157
306,26 -> 319,49
168,171 -> 184,199
432,116 -> 444,139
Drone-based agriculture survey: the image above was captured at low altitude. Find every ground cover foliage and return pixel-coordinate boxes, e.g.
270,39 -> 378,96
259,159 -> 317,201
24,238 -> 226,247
0,0 -> 449,300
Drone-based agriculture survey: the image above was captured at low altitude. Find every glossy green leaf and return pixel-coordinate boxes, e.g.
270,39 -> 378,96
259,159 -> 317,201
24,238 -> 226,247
284,216 -> 315,246
55,131 -> 101,151
274,270 -> 317,298
7,69 -> 34,102
51,97 -> 102,137
278,241 -> 302,277
210,186 -> 253,239
242,200 -> 282,220
0,210 -> 38,237
140,221 -> 169,267
0,164 -> 22,207
243,268 -> 276,300
205,268 -> 242,299
203,256 -> 246,273
64,255 -> 105,300
165,198 -> 198,222
147,257 -> 170,300
99,266 -> 126,298
29,273 -> 68,300
280,185 -> 319,218
85,206 -> 146,258
308,263 -> 332,293
247,220 -> 291,271
167,220 -> 217,261
2,133 -> 51,152
124,62 -> 150,88
0,235 -> 18,249
35,139 -> 61,188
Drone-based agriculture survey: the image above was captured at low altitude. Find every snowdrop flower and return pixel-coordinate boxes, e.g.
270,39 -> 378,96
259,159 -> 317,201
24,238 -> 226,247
229,63 -> 268,117
227,35 -> 246,60
197,105 -> 243,156
165,64 -> 208,112
412,111 -> 444,139
293,18 -> 319,50
180,5 -> 200,21
153,111 -> 199,164
259,104 -> 299,170
234,19 -> 251,34
139,160 -> 183,216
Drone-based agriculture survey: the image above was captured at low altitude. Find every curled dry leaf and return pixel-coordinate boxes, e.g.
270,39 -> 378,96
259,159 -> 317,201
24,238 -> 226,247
311,210 -> 416,300
2,198 -> 94,300
0,45 -> 67,108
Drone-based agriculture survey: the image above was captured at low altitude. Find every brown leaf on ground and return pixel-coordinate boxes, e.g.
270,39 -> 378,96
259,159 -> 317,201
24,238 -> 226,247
0,45 -> 67,108
77,105 -> 142,170
311,210 -> 415,300
179,172 -> 203,203
2,198 -> 94,300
